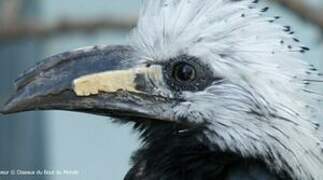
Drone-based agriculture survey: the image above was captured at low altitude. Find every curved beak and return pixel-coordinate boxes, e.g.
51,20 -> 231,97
1,45 -> 175,122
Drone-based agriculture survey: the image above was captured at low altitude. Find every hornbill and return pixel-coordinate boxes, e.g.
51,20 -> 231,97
1,0 -> 323,179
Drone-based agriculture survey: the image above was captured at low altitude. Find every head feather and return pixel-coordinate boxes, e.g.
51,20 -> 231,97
130,0 -> 323,179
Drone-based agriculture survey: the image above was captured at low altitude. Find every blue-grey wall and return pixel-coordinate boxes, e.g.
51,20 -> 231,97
0,1 -> 46,180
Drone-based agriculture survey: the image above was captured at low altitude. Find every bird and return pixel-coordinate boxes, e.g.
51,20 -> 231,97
1,0 -> 323,179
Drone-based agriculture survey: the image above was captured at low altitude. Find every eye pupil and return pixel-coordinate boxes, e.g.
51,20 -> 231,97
173,63 -> 196,82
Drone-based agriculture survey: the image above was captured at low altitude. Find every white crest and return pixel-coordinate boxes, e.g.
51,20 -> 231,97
130,0 -> 323,179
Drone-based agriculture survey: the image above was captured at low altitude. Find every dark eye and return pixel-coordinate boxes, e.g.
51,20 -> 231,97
173,62 -> 196,82
163,55 -> 218,92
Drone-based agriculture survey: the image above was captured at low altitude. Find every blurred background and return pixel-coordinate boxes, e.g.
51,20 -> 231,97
0,0 -> 322,180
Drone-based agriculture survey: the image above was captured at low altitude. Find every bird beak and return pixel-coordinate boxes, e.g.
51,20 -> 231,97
1,45 -> 175,122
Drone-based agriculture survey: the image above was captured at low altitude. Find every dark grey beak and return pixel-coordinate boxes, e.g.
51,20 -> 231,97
1,45 -> 175,122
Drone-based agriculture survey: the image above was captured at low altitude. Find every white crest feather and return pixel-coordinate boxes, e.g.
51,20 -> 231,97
130,0 -> 323,179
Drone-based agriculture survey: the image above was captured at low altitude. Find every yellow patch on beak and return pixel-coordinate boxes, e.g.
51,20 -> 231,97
72,66 -> 162,96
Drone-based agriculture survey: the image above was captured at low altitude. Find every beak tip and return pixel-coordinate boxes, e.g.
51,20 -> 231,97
0,95 -> 28,115
0,105 -> 11,115
0,100 -> 17,115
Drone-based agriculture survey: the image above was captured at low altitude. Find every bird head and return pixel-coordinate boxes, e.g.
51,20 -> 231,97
2,0 -> 323,179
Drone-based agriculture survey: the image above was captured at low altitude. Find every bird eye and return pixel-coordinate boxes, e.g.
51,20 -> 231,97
172,62 -> 196,82
163,55 -> 217,92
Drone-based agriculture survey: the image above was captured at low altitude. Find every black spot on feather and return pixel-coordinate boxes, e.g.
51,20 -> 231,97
261,7 -> 269,12
283,26 -> 291,32
293,38 -> 300,42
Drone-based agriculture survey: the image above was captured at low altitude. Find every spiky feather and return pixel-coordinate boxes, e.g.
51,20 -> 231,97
129,0 -> 323,179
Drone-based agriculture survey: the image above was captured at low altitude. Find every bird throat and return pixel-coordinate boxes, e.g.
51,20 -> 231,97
123,122 -> 292,180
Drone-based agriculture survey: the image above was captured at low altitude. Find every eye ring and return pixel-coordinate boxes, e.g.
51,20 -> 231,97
163,55 -> 218,92
172,62 -> 196,82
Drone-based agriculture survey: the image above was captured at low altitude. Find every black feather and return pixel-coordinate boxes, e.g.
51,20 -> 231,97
124,121 -> 291,180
